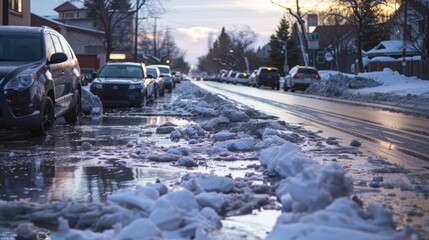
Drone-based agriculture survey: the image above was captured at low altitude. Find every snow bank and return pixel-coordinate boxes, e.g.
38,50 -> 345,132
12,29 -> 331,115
267,198 -> 413,240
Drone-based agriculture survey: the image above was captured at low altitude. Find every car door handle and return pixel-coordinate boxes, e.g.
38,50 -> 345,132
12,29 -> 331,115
61,71 -> 65,75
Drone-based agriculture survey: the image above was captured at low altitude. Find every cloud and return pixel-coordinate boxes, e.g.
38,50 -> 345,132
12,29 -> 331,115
176,27 -> 219,42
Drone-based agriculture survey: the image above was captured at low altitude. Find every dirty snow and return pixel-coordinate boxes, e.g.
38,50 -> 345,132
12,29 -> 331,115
308,68 -> 429,108
0,80 -> 426,239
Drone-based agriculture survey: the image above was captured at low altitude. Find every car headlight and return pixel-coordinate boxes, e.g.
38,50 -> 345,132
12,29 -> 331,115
129,84 -> 143,90
91,83 -> 103,89
4,74 -> 36,91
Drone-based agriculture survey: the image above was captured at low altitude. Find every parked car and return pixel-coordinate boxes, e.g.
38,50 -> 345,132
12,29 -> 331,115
254,67 -> 280,89
81,68 -> 95,86
224,70 -> 239,84
284,66 -> 321,92
249,70 -> 258,87
90,62 -> 155,107
172,71 -> 182,84
150,64 -> 174,93
235,72 -> 251,86
0,26 -> 82,136
147,66 -> 165,98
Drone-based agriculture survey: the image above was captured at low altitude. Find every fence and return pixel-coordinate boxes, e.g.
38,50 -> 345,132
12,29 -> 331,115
367,59 -> 429,80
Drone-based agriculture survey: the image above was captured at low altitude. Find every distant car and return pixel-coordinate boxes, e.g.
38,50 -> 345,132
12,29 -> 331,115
150,64 -> 174,93
254,67 -> 280,89
249,70 -> 257,87
172,71 -> 182,84
284,66 -> 321,92
81,68 -> 95,86
235,72 -> 251,86
147,66 -> 165,98
90,62 -> 155,107
224,70 -> 239,84
0,26 -> 82,136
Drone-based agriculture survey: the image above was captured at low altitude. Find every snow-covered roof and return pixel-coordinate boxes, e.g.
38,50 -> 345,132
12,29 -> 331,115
366,40 -> 418,56
32,13 -> 105,35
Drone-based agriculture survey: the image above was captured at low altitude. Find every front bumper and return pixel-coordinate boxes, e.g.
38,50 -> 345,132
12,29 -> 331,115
0,85 -> 43,129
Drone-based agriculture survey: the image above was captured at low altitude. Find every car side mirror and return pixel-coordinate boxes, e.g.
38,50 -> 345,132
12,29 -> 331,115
147,74 -> 154,79
160,74 -> 165,78
49,52 -> 68,64
91,72 -> 97,80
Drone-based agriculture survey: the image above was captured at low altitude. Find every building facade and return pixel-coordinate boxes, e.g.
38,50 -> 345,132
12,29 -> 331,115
0,0 -> 31,26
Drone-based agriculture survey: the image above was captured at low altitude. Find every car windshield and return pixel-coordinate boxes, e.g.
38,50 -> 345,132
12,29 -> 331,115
98,65 -> 144,78
0,32 -> 43,61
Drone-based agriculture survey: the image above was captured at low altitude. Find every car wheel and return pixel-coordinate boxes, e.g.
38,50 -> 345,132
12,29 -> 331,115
64,90 -> 81,123
30,97 -> 55,136
168,88 -> 172,93
276,83 -> 280,90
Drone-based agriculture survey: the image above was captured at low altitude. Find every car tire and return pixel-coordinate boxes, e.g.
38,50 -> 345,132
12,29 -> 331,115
64,90 -> 81,123
168,88 -> 172,93
30,97 -> 55,136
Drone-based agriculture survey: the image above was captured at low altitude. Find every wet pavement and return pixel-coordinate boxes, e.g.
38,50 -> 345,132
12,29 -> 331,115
0,82 -> 428,239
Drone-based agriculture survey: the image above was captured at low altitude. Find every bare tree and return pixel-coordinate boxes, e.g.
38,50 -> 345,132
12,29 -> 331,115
72,0 -> 161,61
335,0 -> 390,72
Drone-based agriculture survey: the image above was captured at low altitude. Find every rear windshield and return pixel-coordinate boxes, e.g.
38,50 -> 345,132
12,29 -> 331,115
98,65 -> 144,78
298,68 -> 318,74
260,69 -> 279,76
0,32 -> 43,61
156,66 -> 170,74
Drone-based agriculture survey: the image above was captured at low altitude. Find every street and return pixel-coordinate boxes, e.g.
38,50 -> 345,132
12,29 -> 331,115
0,81 -> 428,239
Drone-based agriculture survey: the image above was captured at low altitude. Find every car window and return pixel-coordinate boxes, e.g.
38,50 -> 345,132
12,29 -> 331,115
260,69 -> 278,76
50,33 -> 64,54
298,68 -> 318,74
44,33 -> 56,58
99,65 -> 144,78
0,32 -> 43,61
147,68 -> 159,78
58,34 -> 72,59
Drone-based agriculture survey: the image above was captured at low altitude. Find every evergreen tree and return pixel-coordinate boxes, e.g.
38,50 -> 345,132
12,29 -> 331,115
268,16 -> 299,76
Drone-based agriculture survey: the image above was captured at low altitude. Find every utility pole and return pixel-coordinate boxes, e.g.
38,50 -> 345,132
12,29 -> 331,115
284,37 -> 289,74
271,0 -> 308,66
402,0 -> 408,75
133,0 -> 139,62
2,0 -> 9,25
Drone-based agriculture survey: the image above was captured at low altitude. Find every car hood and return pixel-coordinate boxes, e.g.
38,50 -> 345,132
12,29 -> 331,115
94,78 -> 143,84
0,61 -> 42,81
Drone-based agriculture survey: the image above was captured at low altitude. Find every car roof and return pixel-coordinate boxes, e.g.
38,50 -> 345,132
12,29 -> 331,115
105,62 -> 143,67
0,26 -> 45,34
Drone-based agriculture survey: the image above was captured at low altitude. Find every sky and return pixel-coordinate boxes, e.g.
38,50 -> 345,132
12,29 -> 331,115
30,0 -> 333,65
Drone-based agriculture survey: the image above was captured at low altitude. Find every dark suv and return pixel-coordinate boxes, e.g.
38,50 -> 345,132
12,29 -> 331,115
254,67 -> 280,90
0,26 -> 82,135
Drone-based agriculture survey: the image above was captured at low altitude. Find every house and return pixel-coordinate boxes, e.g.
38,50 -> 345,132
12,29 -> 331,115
31,13 -> 106,70
386,0 -> 428,58
311,24 -> 357,73
0,0 -> 31,26
53,1 -> 136,60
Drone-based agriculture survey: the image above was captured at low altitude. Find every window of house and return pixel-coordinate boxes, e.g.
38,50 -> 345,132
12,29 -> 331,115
9,0 -> 23,13
65,12 -> 75,18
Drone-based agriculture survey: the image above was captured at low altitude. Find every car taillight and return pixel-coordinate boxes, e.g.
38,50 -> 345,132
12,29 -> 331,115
293,73 -> 300,78
315,74 -> 320,80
